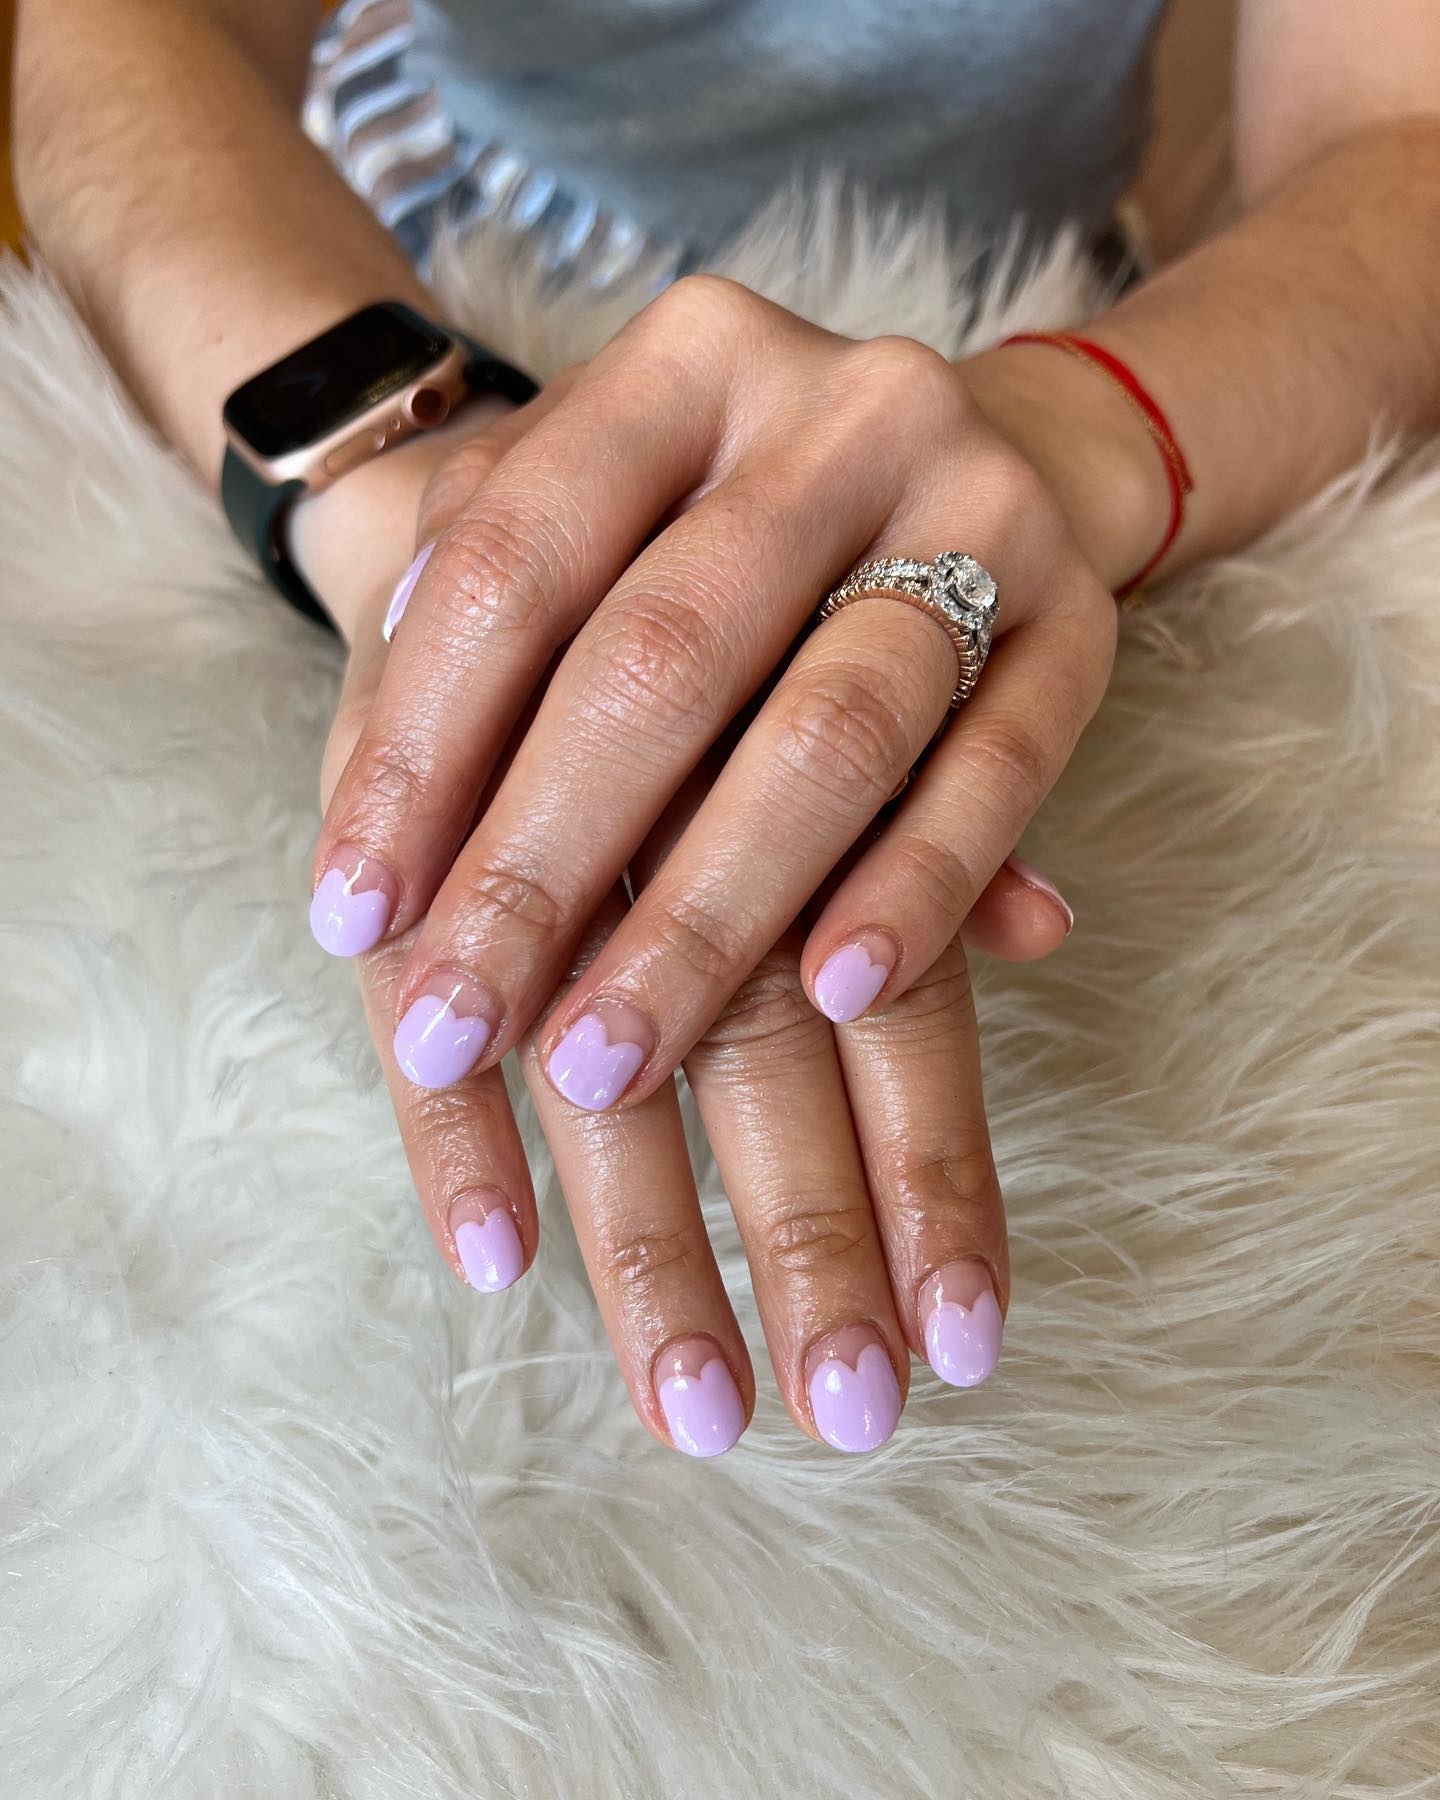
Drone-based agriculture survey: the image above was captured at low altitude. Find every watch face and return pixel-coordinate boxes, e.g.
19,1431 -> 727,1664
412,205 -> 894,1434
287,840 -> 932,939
223,303 -> 451,457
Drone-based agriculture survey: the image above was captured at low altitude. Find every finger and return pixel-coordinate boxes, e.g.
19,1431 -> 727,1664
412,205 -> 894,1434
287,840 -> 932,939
960,855 -> 1074,960
680,934 -> 908,1452
353,922 -> 537,1295
518,892 -> 753,1459
308,289 -> 738,955
387,438 -> 896,1084
834,935 -> 1009,1388
802,597 -> 1113,1020
532,593 -> 954,1110
388,371 -> 582,640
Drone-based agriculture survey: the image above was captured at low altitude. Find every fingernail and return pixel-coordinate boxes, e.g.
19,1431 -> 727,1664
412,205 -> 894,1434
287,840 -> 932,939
805,1324 -> 902,1453
812,932 -> 895,1023
382,540 -> 435,642
546,1003 -> 652,1111
394,967 -> 500,1089
655,1337 -> 746,1459
1005,855 -> 1074,934
920,1259 -> 1004,1387
447,1191 -> 525,1292
309,843 -> 398,956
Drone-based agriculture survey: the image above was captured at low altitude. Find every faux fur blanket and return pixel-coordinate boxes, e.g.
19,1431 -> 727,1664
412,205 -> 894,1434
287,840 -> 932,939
2,198 -> 1437,1799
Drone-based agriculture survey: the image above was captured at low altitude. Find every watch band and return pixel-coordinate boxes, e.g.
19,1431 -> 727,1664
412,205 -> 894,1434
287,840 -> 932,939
220,450 -> 329,628
223,330 -> 539,635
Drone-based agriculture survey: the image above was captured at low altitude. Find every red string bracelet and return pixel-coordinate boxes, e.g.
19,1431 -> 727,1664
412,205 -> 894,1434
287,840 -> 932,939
999,331 -> 1194,601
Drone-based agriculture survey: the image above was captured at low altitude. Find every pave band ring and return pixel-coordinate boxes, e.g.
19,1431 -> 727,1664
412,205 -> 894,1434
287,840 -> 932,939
817,551 -> 999,710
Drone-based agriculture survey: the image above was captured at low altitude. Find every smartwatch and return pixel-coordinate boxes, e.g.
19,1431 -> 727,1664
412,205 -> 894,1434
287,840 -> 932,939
221,300 -> 537,631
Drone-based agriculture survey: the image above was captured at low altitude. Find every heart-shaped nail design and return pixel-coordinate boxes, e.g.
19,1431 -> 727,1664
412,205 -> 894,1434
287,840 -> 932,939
814,942 -> 890,1023
548,1012 -> 646,1111
395,991 -> 492,1089
309,865 -> 391,957
452,1208 -> 524,1293
924,1291 -> 1004,1387
808,1341 -> 902,1452
658,1357 -> 746,1459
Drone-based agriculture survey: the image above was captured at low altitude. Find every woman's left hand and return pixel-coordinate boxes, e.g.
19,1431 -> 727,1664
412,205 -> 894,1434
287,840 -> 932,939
312,274 -> 1135,1110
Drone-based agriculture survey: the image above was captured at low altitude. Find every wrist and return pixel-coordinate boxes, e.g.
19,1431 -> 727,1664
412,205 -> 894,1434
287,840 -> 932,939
960,340 -> 1171,594
288,398 -> 514,644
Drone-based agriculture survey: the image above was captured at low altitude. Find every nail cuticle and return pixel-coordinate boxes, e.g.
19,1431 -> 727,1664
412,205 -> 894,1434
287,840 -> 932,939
309,842 -> 399,957
446,1190 -> 525,1293
803,1322 -> 903,1453
918,1258 -> 1004,1388
812,929 -> 899,1024
545,1001 -> 653,1111
653,1336 -> 747,1459
394,965 -> 501,1089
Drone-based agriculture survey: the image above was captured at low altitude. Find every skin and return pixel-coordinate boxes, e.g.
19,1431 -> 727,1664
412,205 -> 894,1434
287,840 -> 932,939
14,0 -> 1440,1453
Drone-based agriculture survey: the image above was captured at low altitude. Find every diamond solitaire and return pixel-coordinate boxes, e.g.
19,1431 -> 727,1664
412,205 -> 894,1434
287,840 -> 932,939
817,551 -> 1000,709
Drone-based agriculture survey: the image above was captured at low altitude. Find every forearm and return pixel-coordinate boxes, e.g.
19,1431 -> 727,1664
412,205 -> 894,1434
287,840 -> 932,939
968,121 -> 1440,590
13,0 -> 428,486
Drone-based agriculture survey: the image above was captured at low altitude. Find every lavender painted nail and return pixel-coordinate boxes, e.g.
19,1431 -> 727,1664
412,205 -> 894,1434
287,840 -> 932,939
451,1206 -> 525,1293
656,1343 -> 746,1459
381,540 -> 435,642
547,1012 -> 647,1111
813,940 -> 891,1024
394,991 -> 492,1089
309,856 -> 395,957
921,1262 -> 1004,1387
807,1339 -> 902,1453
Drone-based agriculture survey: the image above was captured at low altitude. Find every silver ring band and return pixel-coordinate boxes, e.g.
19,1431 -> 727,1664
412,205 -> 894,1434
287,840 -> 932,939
817,551 -> 999,710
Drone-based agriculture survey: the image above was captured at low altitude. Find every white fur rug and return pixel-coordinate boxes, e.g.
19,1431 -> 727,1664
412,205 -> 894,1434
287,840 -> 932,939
2,199 -> 1439,1800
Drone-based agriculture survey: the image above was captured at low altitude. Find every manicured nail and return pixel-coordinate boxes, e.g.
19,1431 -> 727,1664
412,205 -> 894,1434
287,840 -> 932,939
1005,855 -> 1074,934
381,540 -> 435,641
546,1003 -> 652,1111
805,1324 -> 902,1453
919,1259 -> 1004,1388
394,967 -> 500,1089
447,1191 -> 525,1293
309,843 -> 398,956
812,932 -> 895,1024
655,1337 -> 746,1459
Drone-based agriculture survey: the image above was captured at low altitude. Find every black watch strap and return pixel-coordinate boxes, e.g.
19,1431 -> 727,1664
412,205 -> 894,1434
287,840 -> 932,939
221,450 -> 331,629
223,332 -> 539,635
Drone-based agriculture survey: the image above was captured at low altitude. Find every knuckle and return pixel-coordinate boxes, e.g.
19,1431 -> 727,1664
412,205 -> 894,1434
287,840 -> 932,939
432,511 -> 566,643
420,439 -> 503,520
960,712 -> 1053,821
345,733 -> 457,827
774,672 -> 914,809
874,1141 -> 1001,1241
579,591 -> 724,738
454,854 -> 578,941
759,1196 -> 872,1275
699,954 -> 816,1051
886,829 -> 981,916
852,334 -> 967,416
657,272 -> 758,325
648,890 -> 754,984
598,1218 -> 708,1292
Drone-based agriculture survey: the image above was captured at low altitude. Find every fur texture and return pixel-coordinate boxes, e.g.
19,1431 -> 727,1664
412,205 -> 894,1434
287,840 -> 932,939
1,195 -> 1438,1799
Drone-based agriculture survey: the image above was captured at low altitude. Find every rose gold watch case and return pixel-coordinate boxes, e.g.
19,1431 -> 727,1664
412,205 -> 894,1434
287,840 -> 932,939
222,336 -> 472,494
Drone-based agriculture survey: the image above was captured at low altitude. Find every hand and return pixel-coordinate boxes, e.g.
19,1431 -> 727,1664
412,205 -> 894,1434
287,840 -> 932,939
300,390 -> 1065,1456
310,276 -> 1139,1111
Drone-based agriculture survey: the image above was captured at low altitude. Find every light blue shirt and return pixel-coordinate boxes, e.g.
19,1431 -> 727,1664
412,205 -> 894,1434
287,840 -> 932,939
403,0 -> 1169,278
